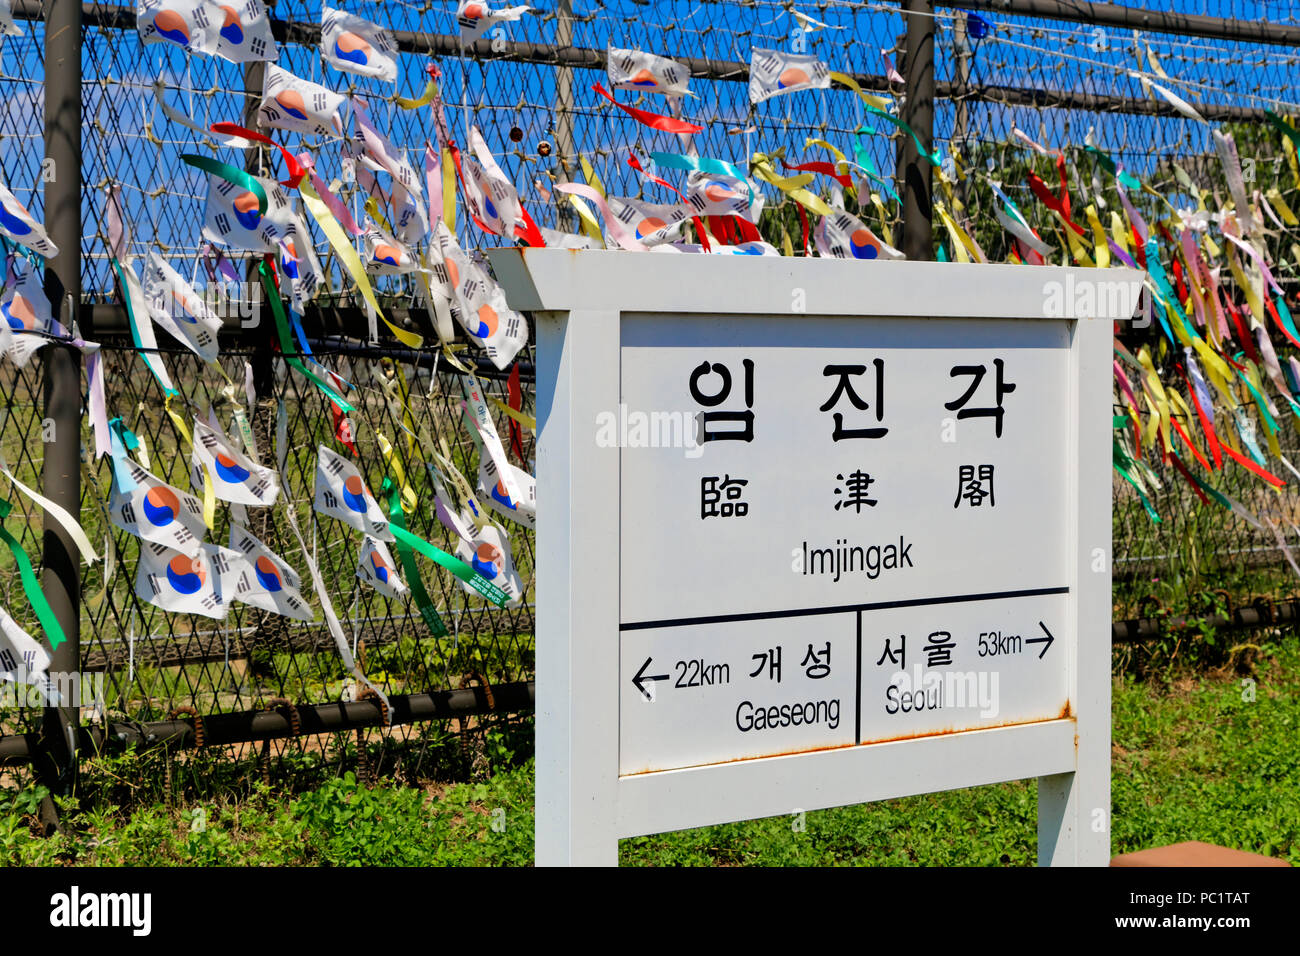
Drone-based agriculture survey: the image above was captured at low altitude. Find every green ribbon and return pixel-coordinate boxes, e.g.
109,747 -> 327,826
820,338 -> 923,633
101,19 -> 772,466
1112,446 -> 1161,524
860,105 -> 941,167
1266,111 -> 1300,157
257,262 -> 355,412
182,154 -> 268,216
0,498 -> 68,649
387,520 -> 510,608
1084,146 -> 1142,191
381,479 -> 448,637
111,257 -> 179,399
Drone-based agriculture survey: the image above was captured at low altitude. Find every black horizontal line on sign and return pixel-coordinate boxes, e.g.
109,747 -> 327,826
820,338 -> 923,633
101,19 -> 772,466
620,586 -> 1071,631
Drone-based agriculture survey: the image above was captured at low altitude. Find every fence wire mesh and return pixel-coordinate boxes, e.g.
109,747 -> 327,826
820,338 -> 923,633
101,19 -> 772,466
2,0 -> 1300,780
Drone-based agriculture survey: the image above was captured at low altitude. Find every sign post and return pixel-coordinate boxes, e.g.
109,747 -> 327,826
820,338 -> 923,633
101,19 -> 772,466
491,249 -> 1136,867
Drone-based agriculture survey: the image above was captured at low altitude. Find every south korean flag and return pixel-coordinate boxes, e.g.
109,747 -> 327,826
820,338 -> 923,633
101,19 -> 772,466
460,126 -> 522,239
259,64 -> 346,139
357,535 -> 408,599
0,605 -> 58,705
110,457 -> 206,556
605,196 -> 691,248
432,223 -> 528,370
814,209 -> 904,261
135,0 -> 216,57
457,1 -> 530,46
454,521 -> 524,607
202,172 -> 301,254
225,525 -> 315,622
211,0 -> 278,64
142,252 -> 221,362
477,456 -> 535,531
748,48 -> 831,104
687,170 -> 765,222
313,445 -> 393,540
2,266 -> 54,368
362,221 -> 417,275
135,540 -> 227,620
0,178 -> 58,258
607,47 -> 691,98
321,6 -> 398,83
191,415 -> 280,506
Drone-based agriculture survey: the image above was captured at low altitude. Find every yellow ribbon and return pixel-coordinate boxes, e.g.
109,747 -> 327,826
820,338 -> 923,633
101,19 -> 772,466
751,152 -> 833,217
828,71 -> 892,111
488,395 -> 536,431
395,80 -> 439,110
300,177 -> 423,348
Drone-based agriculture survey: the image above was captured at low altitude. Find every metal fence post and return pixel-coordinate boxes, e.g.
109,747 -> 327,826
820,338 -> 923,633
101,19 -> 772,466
900,0 -> 935,261
553,0 -> 577,231
37,0 -> 83,819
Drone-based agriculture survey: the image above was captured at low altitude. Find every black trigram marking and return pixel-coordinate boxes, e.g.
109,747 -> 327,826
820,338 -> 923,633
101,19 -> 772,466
214,213 -> 231,236
146,541 -> 167,557
237,535 -> 257,552
249,37 -> 268,57
235,572 -> 250,594
0,648 -> 17,672
262,106 -> 282,124
146,574 -> 160,597
199,432 -> 218,450
174,527 -> 194,545
119,502 -> 137,525
249,478 -> 268,498
201,595 -> 217,610
313,92 -> 329,112
183,496 -> 202,516
322,490 -> 338,509
191,6 -> 209,28
323,454 -> 345,476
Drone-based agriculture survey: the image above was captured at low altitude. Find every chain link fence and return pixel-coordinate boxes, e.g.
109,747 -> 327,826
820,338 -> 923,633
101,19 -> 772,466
3,0 -> 1300,784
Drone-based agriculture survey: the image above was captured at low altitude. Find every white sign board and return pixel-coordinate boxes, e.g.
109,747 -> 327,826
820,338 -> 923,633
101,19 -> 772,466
490,250 -> 1131,867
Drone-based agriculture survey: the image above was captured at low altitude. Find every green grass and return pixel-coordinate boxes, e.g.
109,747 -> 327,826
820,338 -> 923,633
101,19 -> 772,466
2,636 -> 1297,866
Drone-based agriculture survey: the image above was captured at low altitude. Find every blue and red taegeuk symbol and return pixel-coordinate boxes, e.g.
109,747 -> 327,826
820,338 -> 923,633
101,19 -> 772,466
2,293 -> 39,331
275,90 -> 309,122
232,191 -> 261,230
214,451 -> 251,484
368,550 -> 392,583
849,227 -> 881,260
254,555 -> 284,592
777,67 -> 811,89
470,542 -> 502,580
0,200 -> 33,237
342,474 -> 370,514
489,479 -> 517,511
165,554 -> 205,595
218,5 -> 244,45
153,9 -> 191,46
334,31 -> 373,67
142,486 -> 181,527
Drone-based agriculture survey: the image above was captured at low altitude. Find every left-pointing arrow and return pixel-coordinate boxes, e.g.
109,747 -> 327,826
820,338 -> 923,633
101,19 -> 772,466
1026,621 -> 1055,659
632,656 -> 671,701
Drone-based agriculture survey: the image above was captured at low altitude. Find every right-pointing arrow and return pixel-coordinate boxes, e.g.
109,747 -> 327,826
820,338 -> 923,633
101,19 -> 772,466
1026,621 -> 1055,659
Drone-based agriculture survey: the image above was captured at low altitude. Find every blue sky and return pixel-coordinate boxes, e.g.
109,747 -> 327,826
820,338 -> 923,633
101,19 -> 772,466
0,1 -> 1293,296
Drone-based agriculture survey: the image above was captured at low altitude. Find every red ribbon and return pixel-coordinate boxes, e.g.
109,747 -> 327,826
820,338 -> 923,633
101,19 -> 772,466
1027,172 -> 1085,236
1179,365 -> 1222,470
1220,441 -> 1286,488
592,84 -> 703,134
210,123 -> 307,188
779,159 -> 853,190
1169,450 -> 1210,505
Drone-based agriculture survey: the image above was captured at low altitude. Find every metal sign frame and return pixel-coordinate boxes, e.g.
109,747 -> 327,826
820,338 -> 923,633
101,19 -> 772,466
491,249 -> 1131,867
